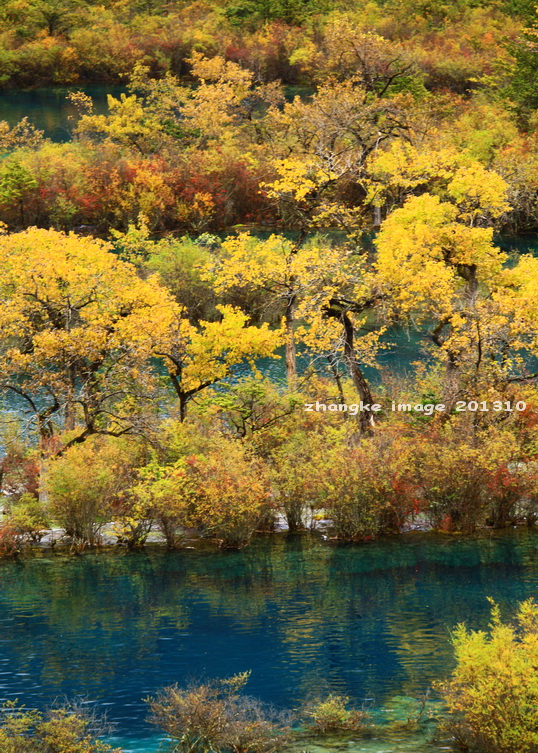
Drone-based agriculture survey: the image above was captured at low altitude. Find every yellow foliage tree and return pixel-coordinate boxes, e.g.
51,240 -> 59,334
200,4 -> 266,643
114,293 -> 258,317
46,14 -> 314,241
148,303 -> 282,420
208,232 -> 384,431
372,163 -> 538,399
263,81 -> 416,230
0,226 -> 174,453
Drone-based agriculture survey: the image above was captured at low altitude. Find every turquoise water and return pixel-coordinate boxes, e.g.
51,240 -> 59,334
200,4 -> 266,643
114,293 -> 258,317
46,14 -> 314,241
0,85 -> 126,141
0,531 -> 537,751
0,85 -> 311,142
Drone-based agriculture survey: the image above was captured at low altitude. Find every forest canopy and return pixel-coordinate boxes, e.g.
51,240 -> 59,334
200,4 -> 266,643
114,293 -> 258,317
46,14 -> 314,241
0,0 -> 538,553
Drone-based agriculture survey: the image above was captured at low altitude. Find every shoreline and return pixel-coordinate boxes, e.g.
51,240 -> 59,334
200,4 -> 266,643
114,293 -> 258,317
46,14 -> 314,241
1,521 -> 533,560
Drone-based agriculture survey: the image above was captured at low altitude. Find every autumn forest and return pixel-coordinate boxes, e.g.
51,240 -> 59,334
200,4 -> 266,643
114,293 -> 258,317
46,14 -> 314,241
1,0 -> 538,750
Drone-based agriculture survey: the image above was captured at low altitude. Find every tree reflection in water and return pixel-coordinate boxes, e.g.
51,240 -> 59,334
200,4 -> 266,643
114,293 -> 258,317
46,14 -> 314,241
0,530 -> 537,750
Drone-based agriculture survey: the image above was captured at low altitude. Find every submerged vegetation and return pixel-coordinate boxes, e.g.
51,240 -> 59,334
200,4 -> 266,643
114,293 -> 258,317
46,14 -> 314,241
0,700 -> 122,753
3,595 -> 538,753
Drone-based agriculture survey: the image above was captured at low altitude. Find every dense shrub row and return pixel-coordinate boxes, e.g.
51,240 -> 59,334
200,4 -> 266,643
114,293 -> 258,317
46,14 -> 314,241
1,383 -> 538,554
0,141 -> 274,233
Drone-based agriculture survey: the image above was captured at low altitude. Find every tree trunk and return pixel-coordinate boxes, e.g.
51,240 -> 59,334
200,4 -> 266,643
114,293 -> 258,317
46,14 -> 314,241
285,293 -> 297,385
342,312 -> 375,435
65,365 -> 77,431
179,393 -> 188,422
38,445 -> 49,505
327,354 -> 346,412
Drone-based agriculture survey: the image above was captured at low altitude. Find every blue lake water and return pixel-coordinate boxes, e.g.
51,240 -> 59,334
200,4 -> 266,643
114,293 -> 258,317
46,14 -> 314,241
0,531 -> 537,751
0,85 -> 127,141
0,84 -> 312,142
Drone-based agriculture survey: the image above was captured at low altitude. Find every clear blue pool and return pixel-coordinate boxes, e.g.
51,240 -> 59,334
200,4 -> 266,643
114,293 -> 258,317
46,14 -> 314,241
0,531 -> 537,751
